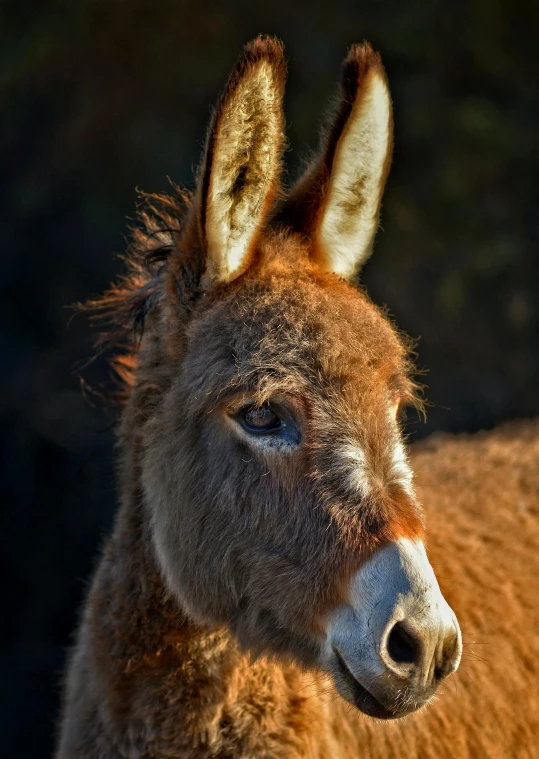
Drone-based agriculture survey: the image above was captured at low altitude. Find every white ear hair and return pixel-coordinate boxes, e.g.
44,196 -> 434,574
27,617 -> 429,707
202,41 -> 286,287
315,66 -> 392,280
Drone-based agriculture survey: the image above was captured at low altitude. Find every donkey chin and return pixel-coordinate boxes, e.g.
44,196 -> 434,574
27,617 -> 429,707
322,538 -> 462,719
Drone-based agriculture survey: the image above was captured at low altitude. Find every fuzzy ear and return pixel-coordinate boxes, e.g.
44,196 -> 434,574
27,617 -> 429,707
278,43 -> 393,280
198,36 -> 287,287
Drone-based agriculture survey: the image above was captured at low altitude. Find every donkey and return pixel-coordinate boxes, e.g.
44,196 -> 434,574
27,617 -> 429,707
56,37 -> 539,758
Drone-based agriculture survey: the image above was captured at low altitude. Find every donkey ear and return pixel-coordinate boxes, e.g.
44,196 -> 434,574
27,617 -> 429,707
280,43 -> 393,280
198,36 -> 287,287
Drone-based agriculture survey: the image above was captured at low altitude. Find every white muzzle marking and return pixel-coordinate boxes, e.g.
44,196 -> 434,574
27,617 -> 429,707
324,538 -> 462,717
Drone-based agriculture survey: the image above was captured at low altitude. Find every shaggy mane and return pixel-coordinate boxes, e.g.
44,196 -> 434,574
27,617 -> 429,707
79,186 -> 191,398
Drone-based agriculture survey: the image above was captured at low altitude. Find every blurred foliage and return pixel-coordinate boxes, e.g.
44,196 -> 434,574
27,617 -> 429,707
1,0 -> 538,755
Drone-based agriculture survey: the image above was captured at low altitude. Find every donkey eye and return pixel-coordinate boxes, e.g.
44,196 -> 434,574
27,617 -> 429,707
232,400 -> 301,450
242,405 -> 281,432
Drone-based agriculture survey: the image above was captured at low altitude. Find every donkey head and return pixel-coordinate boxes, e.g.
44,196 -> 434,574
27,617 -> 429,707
132,36 -> 461,719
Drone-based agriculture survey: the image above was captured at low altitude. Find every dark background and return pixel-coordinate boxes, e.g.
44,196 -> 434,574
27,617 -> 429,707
2,1 -> 538,756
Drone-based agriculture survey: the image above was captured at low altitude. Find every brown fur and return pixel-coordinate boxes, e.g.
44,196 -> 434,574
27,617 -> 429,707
57,37 -> 539,758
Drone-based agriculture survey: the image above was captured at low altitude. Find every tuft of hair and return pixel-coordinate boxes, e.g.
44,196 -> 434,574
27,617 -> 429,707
78,187 -> 191,398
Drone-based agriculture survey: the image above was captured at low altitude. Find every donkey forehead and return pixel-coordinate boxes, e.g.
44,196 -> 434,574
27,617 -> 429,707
182,264 -> 408,404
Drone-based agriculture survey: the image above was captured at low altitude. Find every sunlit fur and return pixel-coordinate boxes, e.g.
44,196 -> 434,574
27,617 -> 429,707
203,41 -> 286,285
57,37 -> 539,758
316,53 -> 392,278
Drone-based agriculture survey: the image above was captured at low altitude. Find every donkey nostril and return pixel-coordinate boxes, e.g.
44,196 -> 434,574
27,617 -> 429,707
434,626 -> 461,681
387,622 -> 418,666
434,665 -> 445,681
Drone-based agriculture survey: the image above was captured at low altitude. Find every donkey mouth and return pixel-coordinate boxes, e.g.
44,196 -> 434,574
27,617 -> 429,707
332,648 -> 395,720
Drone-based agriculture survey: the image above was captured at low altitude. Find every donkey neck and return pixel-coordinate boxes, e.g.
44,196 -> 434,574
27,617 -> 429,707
88,421 -> 244,729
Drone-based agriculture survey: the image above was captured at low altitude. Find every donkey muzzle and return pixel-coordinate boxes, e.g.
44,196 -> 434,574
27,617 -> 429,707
325,538 -> 462,719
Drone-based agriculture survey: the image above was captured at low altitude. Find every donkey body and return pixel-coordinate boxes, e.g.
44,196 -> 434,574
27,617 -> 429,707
57,38 -> 539,758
